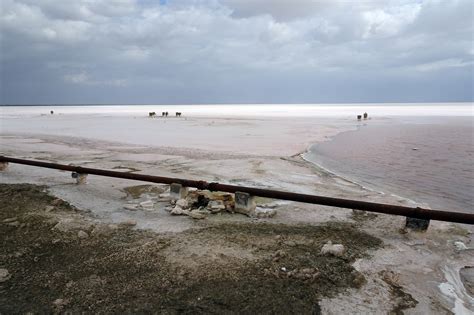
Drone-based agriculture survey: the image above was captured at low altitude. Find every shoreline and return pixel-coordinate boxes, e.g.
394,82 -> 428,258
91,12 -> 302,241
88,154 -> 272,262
300,130 -> 424,210
302,119 -> 474,213
1,113 -> 473,313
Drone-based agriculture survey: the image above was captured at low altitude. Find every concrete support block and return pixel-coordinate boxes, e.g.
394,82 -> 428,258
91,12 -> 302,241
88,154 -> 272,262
405,217 -> 430,231
72,172 -> 88,184
170,183 -> 188,200
0,162 -> 9,171
234,191 -> 256,216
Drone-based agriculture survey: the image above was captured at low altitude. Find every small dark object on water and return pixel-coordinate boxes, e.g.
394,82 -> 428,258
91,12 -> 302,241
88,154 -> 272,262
165,112 -> 169,117
162,112 -> 166,117
50,110 -> 54,115
357,115 -> 362,120
176,112 -> 182,117
149,112 -> 156,117
363,112 -> 368,119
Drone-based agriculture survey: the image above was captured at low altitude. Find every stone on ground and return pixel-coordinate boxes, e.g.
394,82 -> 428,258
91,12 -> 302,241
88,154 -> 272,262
170,206 -> 189,216
0,268 -> 11,282
77,230 -> 89,239
321,241 -> 345,257
176,199 -> 189,209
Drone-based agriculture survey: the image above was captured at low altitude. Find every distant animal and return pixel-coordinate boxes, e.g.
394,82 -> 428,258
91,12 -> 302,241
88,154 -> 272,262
50,110 -> 54,115
162,112 -> 166,117
176,112 -> 182,117
357,115 -> 362,120
149,112 -> 156,117
165,112 -> 169,117
363,112 -> 368,119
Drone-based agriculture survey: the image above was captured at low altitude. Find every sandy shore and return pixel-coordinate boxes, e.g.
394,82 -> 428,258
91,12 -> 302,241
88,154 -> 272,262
1,113 -> 473,313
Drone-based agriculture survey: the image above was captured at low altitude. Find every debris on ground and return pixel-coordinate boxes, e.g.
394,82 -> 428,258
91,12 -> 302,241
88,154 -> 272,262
0,183 -> 384,314
122,184 -> 279,220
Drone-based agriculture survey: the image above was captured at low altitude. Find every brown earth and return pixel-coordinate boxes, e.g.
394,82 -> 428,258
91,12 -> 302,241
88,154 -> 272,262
0,183 -> 383,314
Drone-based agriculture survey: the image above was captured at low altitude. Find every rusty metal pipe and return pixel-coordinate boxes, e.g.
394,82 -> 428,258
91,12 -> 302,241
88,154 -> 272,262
1,155 -> 473,225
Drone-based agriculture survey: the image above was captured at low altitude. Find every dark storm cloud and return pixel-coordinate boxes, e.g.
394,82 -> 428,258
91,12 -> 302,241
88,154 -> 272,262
0,0 -> 472,104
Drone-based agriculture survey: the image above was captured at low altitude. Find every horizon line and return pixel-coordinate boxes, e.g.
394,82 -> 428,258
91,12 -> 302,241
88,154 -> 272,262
1,101 -> 473,106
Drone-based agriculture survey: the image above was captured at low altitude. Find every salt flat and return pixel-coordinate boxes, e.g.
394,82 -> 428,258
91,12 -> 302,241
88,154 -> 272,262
1,105 -> 473,313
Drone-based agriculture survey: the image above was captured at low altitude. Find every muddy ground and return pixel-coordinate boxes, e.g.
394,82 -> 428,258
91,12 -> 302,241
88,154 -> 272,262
0,183 -> 389,313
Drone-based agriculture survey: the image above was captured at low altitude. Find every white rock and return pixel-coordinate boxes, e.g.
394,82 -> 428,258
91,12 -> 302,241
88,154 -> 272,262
77,230 -> 88,239
195,209 -> 211,215
124,204 -> 139,211
321,241 -> 345,257
0,268 -> 11,282
207,200 -> 226,211
140,200 -> 154,210
176,199 -> 189,209
454,241 -> 469,251
255,207 -> 277,218
170,206 -> 189,216
3,217 -> 17,223
189,211 -> 206,220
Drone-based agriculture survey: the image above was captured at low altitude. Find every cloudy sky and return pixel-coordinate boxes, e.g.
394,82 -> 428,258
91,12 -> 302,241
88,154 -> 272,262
1,0 -> 473,104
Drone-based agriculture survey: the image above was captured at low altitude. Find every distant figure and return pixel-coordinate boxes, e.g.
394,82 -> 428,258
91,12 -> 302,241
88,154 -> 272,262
50,110 -> 54,115
357,115 -> 362,120
162,112 -> 166,117
176,112 -> 182,117
149,112 -> 156,117
165,111 -> 169,117
363,112 -> 368,119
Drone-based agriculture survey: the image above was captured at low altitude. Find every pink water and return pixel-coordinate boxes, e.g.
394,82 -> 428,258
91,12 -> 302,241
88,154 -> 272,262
304,117 -> 474,213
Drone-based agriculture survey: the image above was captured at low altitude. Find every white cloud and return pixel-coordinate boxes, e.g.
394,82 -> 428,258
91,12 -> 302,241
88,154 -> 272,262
64,72 -> 127,86
414,58 -> 474,72
1,0 -> 92,43
362,3 -> 422,39
64,72 -> 89,84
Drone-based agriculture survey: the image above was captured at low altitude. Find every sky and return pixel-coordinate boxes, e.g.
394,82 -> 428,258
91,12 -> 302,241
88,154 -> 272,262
0,0 -> 473,104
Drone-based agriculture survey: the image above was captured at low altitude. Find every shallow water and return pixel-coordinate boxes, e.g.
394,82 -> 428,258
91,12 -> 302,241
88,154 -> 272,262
304,117 -> 474,213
